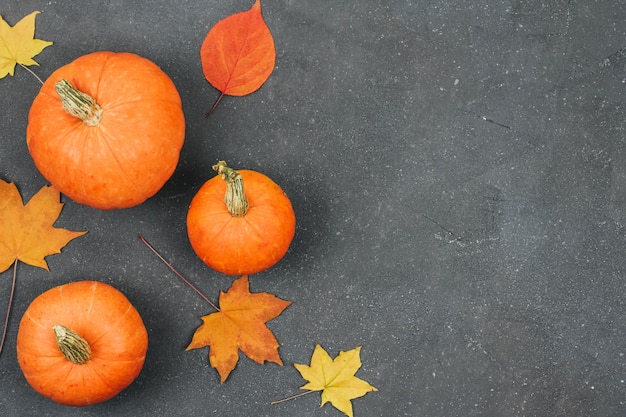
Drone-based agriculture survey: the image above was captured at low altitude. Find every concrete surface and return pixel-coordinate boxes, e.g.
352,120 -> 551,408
1,1 -> 625,416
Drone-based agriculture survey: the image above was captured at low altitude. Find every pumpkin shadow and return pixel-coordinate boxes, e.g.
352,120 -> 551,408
272,161 -> 334,274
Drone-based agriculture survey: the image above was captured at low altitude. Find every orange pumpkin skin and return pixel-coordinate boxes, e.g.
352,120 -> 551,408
16,281 -> 148,407
26,51 -> 185,209
187,169 -> 296,275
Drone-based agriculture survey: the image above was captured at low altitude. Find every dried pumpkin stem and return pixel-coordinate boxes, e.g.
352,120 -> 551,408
52,324 -> 92,364
213,161 -> 249,217
55,79 -> 103,127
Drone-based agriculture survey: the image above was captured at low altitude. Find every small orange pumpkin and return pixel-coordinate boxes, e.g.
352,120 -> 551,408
187,161 -> 296,275
16,281 -> 148,406
26,51 -> 185,209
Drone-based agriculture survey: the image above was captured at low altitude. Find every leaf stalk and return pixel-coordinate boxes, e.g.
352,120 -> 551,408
0,259 -> 18,358
138,234 -> 220,312
271,390 -> 316,405
205,92 -> 225,117
18,64 -> 44,84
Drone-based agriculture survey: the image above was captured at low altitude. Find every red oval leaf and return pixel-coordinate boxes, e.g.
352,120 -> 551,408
201,0 -> 275,97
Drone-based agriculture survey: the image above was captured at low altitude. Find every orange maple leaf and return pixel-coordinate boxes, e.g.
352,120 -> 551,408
0,180 -> 86,273
186,275 -> 291,383
200,0 -> 275,114
0,179 -> 86,355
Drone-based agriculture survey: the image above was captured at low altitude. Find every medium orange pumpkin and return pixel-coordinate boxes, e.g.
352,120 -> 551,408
26,51 -> 185,209
16,280 -> 148,406
187,161 -> 296,275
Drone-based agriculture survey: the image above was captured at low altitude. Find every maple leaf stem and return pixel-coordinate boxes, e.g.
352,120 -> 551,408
205,92 -> 225,117
0,260 -> 18,358
18,63 -> 44,85
270,390 -> 316,405
138,234 -> 220,311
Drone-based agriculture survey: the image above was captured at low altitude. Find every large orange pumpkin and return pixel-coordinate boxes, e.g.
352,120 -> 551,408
26,51 -> 185,209
16,281 -> 148,406
187,161 -> 296,275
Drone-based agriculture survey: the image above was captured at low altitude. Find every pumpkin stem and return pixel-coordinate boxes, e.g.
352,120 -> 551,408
52,325 -> 92,364
55,79 -> 103,127
213,161 -> 249,217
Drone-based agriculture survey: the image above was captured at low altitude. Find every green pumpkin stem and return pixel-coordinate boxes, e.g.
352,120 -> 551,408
55,79 -> 103,127
213,161 -> 249,217
52,324 -> 92,364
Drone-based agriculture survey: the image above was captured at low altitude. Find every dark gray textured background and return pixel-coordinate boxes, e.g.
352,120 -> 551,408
1,1 -> 625,416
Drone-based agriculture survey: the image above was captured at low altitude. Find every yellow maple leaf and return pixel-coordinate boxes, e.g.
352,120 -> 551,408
0,11 -> 53,79
0,180 -> 86,273
294,344 -> 378,417
186,275 -> 292,383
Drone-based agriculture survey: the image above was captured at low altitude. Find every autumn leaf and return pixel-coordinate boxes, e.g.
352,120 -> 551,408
201,0 -> 275,96
292,345 -> 378,417
0,180 -> 86,272
200,0 -> 275,114
0,11 -> 53,79
187,275 -> 291,382
138,238 -> 291,383
0,180 -> 85,355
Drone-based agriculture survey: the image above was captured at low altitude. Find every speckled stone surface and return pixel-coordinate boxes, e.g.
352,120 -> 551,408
1,1 -> 626,416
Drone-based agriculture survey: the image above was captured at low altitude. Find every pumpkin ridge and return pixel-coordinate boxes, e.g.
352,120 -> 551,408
103,100 -> 185,150
75,125 -> 90,199
43,123 -> 92,201
97,53 -> 180,109
85,280 -> 98,318
91,355 -> 147,365
198,215 -> 234,265
247,207 -> 292,264
31,117 -> 86,194
87,303 -> 133,347
94,52 -> 115,100
103,96 -> 183,109
23,310 -> 48,330
65,282 -> 98,345
46,360 -> 76,402
241,214 -> 267,244
74,366 -> 96,405
96,126 -> 146,197
18,349 -> 62,360
82,359 -> 123,393
241,209 -> 284,258
50,282 -> 96,342
83,356 -> 146,401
